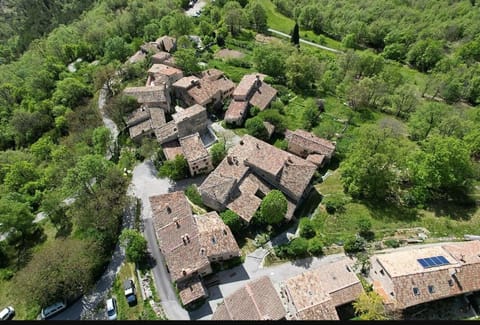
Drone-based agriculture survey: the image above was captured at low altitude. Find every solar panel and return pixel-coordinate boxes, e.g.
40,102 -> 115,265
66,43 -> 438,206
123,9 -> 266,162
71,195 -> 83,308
417,255 -> 450,268
418,259 -> 429,268
437,256 -> 449,264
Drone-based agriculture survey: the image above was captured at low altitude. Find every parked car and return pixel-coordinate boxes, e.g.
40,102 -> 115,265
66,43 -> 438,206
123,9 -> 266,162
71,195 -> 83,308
0,306 -> 14,320
40,301 -> 66,320
106,298 -> 118,320
123,279 -> 137,306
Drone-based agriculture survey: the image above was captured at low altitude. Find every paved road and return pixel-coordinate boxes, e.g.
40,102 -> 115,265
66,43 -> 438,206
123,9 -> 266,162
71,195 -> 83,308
268,28 -> 343,54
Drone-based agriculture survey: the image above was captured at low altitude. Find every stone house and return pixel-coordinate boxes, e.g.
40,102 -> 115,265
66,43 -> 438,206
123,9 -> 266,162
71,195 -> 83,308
369,241 -> 480,311
280,258 -> 364,320
178,133 -> 213,176
212,276 -> 286,320
123,84 -> 171,112
172,69 -> 235,108
146,64 -> 184,87
156,35 -> 177,53
285,129 -> 336,168
225,74 -> 277,126
198,134 -> 316,223
149,191 -> 240,307
172,104 -> 208,138
126,107 -> 167,143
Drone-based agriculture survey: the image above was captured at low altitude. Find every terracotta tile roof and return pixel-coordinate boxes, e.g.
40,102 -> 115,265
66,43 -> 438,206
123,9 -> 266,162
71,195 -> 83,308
212,302 -> 230,320
153,121 -> 178,144
149,192 -> 191,229
123,86 -> 167,104
149,192 -> 210,282
201,68 -> 225,81
226,172 -> 266,222
129,119 -> 152,139
172,104 -> 206,122
162,140 -> 183,161
195,211 -> 240,258
278,155 -> 317,200
199,173 -> 238,206
177,275 -> 207,306
148,63 -> 183,78
173,76 -> 200,90
187,77 -> 235,106
199,134 -> 316,220
179,133 -> 209,163
224,100 -> 249,123
284,258 -> 361,320
285,129 -> 336,157
374,245 -> 460,278
233,74 -> 262,99
442,240 -> 480,265
249,82 -> 277,110
306,153 -> 325,166
212,276 -> 286,320
149,107 -> 166,128
126,107 -> 151,127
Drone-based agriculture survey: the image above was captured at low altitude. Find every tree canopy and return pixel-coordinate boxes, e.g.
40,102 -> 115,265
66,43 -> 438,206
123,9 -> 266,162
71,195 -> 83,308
258,190 -> 288,225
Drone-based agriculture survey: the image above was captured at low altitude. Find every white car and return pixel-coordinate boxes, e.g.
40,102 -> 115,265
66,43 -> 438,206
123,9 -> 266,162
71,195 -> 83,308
0,306 -> 15,320
106,298 -> 118,320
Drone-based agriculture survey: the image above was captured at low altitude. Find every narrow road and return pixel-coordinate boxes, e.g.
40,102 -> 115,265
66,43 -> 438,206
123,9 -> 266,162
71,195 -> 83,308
129,161 -> 190,320
268,28 -> 343,54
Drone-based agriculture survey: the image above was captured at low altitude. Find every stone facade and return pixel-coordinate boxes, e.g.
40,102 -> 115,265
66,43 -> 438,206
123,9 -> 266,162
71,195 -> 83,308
172,104 -> 208,138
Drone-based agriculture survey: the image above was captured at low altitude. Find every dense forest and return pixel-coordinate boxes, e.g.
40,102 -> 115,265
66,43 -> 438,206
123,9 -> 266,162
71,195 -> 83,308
0,0 -> 478,319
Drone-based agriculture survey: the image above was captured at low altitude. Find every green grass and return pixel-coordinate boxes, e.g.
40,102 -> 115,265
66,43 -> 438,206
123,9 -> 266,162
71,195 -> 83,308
207,59 -> 255,83
313,169 -> 480,245
111,262 -> 160,320
261,0 -> 343,54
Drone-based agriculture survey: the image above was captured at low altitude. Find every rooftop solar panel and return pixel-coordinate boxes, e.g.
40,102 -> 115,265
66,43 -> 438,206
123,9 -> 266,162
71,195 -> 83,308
437,256 -> 449,264
417,255 -> 450,268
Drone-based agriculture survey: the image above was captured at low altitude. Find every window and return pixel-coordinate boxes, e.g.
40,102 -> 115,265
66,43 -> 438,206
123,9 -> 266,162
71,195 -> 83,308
413,287 -> 420,296
448,279 -> 454,287
428,285 -> 435,294
211,237 -> 216,244
380,269 -> 385,276
390,292 -> 395,297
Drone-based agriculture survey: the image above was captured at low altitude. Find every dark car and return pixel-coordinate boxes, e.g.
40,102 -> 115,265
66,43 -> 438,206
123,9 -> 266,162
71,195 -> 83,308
123,279 -> 137,306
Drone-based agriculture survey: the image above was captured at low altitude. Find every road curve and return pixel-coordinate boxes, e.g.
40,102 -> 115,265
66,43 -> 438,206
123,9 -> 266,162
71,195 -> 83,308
267,28 -> 343,54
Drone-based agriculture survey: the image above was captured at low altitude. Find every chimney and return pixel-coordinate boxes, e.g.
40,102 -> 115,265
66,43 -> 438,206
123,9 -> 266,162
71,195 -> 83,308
227,156 -> 233,165
185,233 -> 190,243
174,217 -> 180,228
181,235 -> 187,245
255,75 -> 261,88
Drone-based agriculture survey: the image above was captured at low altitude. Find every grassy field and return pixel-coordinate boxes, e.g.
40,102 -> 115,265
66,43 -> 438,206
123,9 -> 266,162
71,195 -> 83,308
261,0 -> 343,51
315,169 -> 480,245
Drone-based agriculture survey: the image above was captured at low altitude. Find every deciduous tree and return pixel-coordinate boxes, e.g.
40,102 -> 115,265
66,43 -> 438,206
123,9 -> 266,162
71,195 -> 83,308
259,190 -> 287,225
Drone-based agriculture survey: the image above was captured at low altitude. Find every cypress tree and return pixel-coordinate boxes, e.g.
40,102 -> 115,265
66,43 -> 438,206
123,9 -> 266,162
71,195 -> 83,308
291,22 -> 300,47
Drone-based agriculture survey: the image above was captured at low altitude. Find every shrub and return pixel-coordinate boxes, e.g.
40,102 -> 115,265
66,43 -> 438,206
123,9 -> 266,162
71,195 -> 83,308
308,237 -> 323,256
299,218 -> 316,239
287,237 -> 309,257
383,239 -> 400,248
220,210 -> 243,234
322,193 -> 350,214
259,190 -> 288,225
185,185 -> 205,208
344,235 -> 367,255
157,155 -> 188,180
